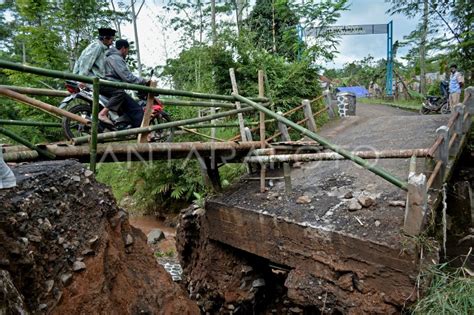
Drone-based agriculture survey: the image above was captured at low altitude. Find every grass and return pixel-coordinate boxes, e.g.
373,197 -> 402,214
412,261 -> 474,314
154,249 -> 175,258
359,97 -> 423,111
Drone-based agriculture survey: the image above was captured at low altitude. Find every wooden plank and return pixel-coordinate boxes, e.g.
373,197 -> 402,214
138,81 -> 157,143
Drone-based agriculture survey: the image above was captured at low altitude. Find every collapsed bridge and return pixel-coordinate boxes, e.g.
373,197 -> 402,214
1,59 -> 473,312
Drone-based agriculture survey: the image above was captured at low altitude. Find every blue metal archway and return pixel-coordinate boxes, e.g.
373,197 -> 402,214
304,22 -> 394,97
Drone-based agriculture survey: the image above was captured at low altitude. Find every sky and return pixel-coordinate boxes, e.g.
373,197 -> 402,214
119,0 -> 419,71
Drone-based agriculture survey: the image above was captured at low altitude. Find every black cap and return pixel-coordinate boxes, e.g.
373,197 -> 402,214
98,28 -> 116,37
449,64 -> 457,69
115,39 -> 130,49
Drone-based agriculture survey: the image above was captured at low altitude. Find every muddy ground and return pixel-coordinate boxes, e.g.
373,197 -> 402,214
0,160 -> 199,315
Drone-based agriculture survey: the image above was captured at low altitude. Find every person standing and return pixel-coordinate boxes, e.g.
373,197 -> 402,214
101,39 -> 148,128
448,64 -> 464,110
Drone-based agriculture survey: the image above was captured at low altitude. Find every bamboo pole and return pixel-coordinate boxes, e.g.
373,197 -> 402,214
233,93 -> 409,191
89,78 -> 100,173
0,127 -> 55,159
227,98 -> 322,142
258,70 -> 266,193
3,141 -> 262,162
0,88 -> 90,125
185,121 -> 273,129
138,81 -> 156,143
0,119 -> 61,127
266,107 -> 327,142
179,126 -> 226,142
245,148 -> 430,163
229,68 -> 247,142
155,99 -> 239,108
72,106 -> 255,145
0,59 -> 268,103
0,85 -> 69,97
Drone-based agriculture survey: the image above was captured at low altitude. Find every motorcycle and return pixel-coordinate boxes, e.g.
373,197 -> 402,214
59,80 -> 174,142
420,81 -> 450,115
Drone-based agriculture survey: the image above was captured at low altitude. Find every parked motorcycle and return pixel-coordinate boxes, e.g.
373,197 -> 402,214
420,81 -> 450,115
59,80 -> 174,142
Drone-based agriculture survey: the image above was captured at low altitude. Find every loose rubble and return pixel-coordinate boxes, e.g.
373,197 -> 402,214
0,160 -> 199,314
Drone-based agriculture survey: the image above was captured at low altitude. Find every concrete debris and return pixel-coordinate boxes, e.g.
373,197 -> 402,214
375,220 -> 381,227
347,199 -> 362,211
357,195 -> 375,208
296,195 -> 312,204
45,280 -> 54,293
388,200 -> 405,207
147,229 -> 165,244
343,191 -> 353,199
84,170 -> 94,177
125,234 -> 134,246
71,175 -> 81,182
252,278 -> 265,288
60,273 -> 73,286
266,192 -> 280,201
72,261 -> 86,271
192,208 -> 205,217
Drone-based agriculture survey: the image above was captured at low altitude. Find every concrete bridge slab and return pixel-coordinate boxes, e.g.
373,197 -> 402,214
205,104 -> 450,312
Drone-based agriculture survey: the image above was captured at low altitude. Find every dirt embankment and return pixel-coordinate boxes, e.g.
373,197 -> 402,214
0,160 -> 199,315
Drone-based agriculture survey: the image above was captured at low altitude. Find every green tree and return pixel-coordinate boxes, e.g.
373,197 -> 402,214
247,0 -> 299,60
386,0 -> 431,95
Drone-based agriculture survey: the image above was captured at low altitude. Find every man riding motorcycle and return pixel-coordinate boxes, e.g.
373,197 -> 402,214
99,39 -> 148,128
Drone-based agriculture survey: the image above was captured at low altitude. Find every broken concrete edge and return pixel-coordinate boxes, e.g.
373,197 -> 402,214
404,173 -> 428,236
204,200 -> 439,310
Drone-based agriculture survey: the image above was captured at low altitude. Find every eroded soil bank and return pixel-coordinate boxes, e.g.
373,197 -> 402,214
0,160 -> 199,315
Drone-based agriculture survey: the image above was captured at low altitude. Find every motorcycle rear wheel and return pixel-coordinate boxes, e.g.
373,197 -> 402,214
440,103 -> 451,114
62,103 -> 93,140
149,112 -> 174,142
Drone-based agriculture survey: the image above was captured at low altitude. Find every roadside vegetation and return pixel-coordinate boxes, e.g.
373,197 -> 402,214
412,261 -> 474,314
359,97 -> 422,111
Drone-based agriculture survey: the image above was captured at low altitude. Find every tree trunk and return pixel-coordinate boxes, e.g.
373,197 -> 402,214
110,0 -> 122,38
211,0 -> 216,44
419,0 -> 428,95
131,0 -> 142,76
272,0 -> 276,53
234,0 -> 246,36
